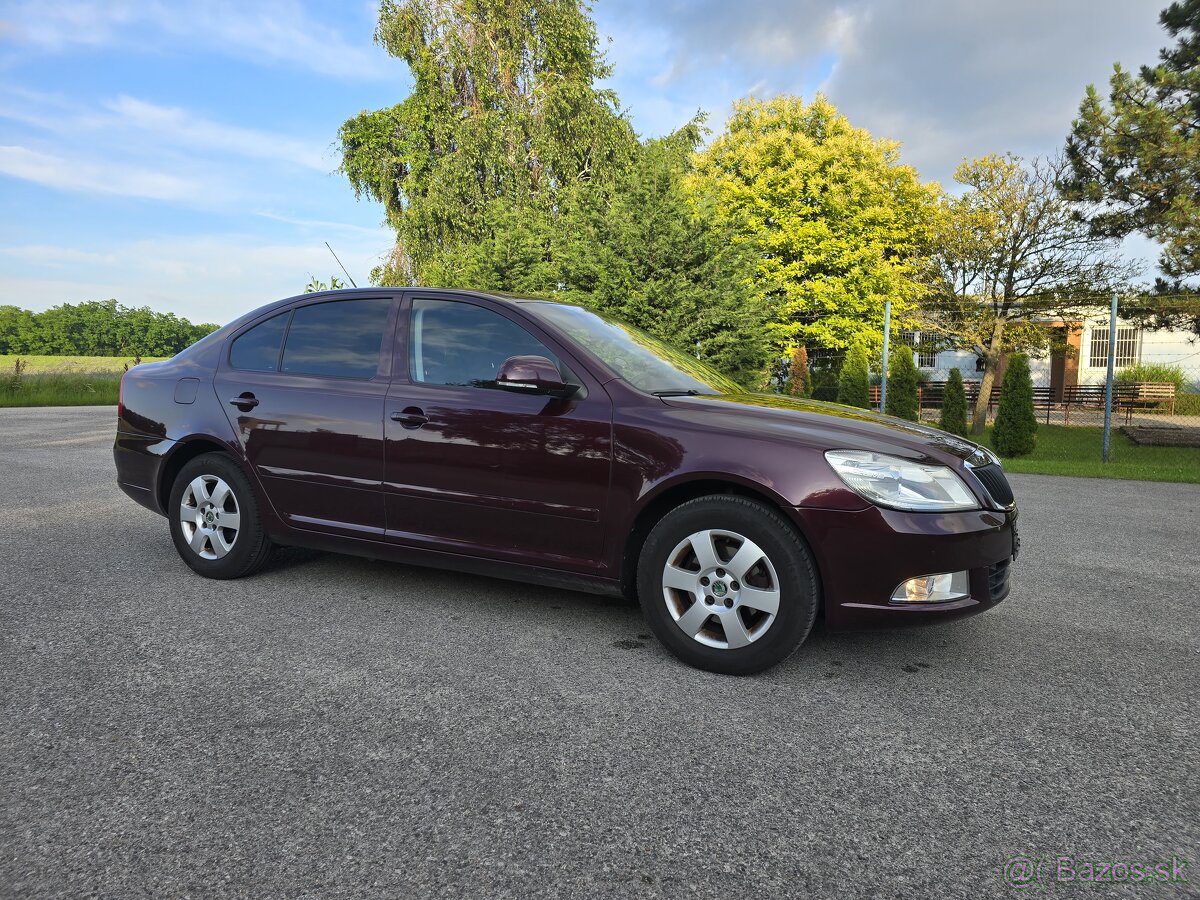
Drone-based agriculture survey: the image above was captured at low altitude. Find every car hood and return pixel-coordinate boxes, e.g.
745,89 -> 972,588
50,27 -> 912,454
661,393 -> 993,467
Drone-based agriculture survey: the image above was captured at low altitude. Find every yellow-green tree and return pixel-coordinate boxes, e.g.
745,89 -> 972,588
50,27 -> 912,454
688,96 -> 939,358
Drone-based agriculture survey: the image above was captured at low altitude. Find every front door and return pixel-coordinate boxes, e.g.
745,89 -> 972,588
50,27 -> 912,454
215,295 -> 398,537
383,296 -> 613,573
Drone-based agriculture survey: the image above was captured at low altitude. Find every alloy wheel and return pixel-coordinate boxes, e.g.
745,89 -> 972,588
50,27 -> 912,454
661,528 -> 781,649
179,474 -> 241,560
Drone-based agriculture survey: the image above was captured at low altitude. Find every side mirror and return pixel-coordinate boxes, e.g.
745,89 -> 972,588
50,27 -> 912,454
496,355 -> 579,399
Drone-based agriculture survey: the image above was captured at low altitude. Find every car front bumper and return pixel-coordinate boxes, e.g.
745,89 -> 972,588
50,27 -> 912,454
795,503 -> 1018,630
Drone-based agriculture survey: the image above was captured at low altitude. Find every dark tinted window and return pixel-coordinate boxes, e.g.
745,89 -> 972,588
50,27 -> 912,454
410,298 -> 566,388
280,298 -> 392,379
229,312 -> 288,372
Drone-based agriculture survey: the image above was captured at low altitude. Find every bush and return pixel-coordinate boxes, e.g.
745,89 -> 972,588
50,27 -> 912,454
837,342 -> 871,408
1114,362 -> 1187,393
885,346 -> 919,421
787,345 -> 810,397
939,368 -> 968,436
1177,393 -> 1200,415
993,353 -> 1037,456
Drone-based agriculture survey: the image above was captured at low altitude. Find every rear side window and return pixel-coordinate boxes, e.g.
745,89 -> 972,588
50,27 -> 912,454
229,312 -> 288,372
281,298 -> 393,379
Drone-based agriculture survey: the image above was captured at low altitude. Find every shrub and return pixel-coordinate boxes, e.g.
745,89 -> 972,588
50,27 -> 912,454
885,346 -> 919,421
1114,362 -> 1187,393
993,353 -> 1037,456
837,342 -> 871,408
939,368 -> 968,436
787,345 -> 810,397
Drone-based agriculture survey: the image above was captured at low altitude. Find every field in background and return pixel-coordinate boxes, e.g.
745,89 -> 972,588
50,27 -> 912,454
0,355 -> 166,407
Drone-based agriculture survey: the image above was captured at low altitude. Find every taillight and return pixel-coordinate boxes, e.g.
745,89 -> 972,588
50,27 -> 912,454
118,372 -> 125,418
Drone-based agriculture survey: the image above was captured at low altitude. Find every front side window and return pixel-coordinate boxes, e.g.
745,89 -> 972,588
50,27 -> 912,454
280,298 -> 392,379
229,312 -> 288,372
409,298 -> 568,388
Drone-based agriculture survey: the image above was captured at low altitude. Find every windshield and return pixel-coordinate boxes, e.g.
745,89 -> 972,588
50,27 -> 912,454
524,302 -> 743,395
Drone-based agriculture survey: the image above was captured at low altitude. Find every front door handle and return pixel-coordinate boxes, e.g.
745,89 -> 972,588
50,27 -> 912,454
391,407 -> 428,429
229,393 -> 259,411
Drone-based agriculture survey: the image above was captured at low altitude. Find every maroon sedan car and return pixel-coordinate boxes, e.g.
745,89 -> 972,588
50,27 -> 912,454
114,288 -> 1018,674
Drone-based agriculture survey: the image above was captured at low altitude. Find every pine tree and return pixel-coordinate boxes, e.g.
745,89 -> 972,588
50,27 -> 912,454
837,342 -> 871,408
788,346 -> 810,397
992,353 -> 1038,456
939,368 -> 968,436
885,346 -> 920,421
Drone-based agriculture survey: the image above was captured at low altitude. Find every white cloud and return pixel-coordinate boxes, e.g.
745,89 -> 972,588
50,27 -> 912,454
0,231 -> 396,323
0,0 -> 394,80
103,96 -> 332,171
0,145 -> 205,201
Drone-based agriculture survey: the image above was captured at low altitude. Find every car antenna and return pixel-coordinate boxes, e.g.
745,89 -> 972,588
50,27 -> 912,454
325,241 -> 358,288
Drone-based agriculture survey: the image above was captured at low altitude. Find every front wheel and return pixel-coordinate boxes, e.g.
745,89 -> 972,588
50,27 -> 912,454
168,452 -> 274,579
637,495 -> 820,675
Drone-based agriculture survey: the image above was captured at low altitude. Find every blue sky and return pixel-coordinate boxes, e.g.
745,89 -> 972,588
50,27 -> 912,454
0,0 -> 1168,326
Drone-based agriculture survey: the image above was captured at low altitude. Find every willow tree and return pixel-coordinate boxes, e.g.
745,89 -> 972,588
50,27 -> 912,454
923,155 -> 1130,435
339,0 -> 636,285
687,96 -> 940,356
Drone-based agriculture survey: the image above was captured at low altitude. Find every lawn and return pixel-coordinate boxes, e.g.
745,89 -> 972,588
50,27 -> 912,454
0,355 -> 166,407
980,424 -> 1200,484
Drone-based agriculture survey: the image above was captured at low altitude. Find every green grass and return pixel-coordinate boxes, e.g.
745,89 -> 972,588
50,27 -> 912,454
0,354 -> 166,374
0,354 -> 167,407
979,425 -> 1200,484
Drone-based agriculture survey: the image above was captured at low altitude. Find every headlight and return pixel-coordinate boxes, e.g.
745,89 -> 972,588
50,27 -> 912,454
824,450 -> 979,512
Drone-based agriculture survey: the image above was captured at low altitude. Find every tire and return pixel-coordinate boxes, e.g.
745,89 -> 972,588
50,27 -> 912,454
636,495 -> 820,675
168,452 -> 274,579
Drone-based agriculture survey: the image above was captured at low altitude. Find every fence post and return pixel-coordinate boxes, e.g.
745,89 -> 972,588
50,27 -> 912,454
1102,292 -> 1118,463
880,299 -> 891,414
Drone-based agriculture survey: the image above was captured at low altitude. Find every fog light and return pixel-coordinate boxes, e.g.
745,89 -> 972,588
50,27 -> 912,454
891,571 -> 970,604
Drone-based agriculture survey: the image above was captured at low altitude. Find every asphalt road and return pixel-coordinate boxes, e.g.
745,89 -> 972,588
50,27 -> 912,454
1,406 -> 1197,899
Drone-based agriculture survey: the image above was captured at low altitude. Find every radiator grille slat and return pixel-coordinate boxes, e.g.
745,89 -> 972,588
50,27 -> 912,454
972,463 -> 1015,507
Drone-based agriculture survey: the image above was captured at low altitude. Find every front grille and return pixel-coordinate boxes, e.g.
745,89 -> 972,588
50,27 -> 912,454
971,463 -> 1015,507
988,559 -> 1012,601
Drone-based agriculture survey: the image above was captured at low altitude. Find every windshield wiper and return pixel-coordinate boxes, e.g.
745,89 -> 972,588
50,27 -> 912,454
651,389 -> 703,397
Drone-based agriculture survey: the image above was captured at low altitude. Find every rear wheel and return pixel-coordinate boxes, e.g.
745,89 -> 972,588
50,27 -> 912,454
168,453 -> 274,579
637,495 -> 819,675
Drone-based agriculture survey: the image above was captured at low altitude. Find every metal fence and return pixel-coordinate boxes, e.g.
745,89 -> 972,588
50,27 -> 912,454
875,296 -> 1200,456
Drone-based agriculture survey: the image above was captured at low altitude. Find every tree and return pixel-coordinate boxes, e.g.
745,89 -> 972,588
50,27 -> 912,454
837,341 -> 871,409
939,368 -> 968,436
688,95 -> 939,356
0,302 -> 216,357
787,346 -> 810,397
1063,1 -> 1200,278
885,345 -> 919,421
339,0 -> 636,285
304,276 -> 346,293
923,155 -> 1130,434
992,353 -> 1037,456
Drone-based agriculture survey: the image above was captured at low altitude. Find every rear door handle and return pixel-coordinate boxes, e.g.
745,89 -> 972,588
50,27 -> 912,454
229,393 -> 259,411
391,407 -> 428,429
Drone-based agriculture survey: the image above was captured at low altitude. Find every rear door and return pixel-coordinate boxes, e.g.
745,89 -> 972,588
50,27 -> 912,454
382,295 -> 613,572
214,294 -> 399,537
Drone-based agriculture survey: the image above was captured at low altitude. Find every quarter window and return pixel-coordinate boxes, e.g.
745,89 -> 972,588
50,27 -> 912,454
409,298 -> 568,389
229,312 -> 288,372
1089,324 -> 1138,368
280,298 -> 392,379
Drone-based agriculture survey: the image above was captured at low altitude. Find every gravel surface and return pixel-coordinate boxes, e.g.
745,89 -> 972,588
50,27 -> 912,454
2,406 -> 1196,898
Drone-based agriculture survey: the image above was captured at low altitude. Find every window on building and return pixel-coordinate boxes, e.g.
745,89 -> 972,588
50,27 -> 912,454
901,330 -> 937,368
1089,324 -> 1138,368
